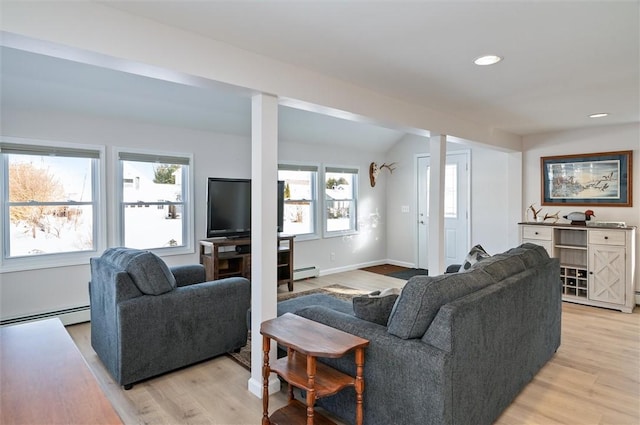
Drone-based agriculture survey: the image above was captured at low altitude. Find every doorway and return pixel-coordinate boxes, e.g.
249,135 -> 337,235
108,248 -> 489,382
417,152 -> 470,270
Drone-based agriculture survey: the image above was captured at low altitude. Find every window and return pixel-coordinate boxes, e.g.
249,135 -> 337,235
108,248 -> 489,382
117,150 -> 192,252
278,164 -> 318,238
444,164 -> 458,218
324,166 -> 358,236
426,164 -> 458,218
1,140 -> 103,270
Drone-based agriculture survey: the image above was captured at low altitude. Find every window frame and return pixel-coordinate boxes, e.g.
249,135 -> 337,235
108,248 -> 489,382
115,147 -> 194,255
322,165 -> 359,238
278,163 -> 320,241
0,138 -> 106,272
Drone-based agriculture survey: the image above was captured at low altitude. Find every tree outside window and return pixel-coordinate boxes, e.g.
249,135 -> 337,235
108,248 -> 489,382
2,143 -> 98,258
278,165 -> 318,237
118,151 -> 191,250
324,167 -> 358,234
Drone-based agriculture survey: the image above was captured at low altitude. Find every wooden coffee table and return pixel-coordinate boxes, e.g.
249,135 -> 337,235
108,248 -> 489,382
1,318 -> 122,425
260,313 -> 369,425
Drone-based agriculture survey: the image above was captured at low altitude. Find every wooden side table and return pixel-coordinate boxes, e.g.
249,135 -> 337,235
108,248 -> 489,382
260,313 -> 369,425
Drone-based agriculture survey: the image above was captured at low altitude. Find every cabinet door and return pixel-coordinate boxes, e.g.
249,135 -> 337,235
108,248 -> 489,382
522,239 -> 553,256
588,245 -> 626,305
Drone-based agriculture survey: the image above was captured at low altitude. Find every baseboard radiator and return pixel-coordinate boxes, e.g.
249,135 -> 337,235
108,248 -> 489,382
0,305 -> 90,327
293,266 -> 320,281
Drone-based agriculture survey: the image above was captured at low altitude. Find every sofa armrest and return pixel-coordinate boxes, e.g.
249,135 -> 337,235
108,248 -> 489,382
116,277 -> 250,385
293,305 -> 451,425
170,264 -> 206,287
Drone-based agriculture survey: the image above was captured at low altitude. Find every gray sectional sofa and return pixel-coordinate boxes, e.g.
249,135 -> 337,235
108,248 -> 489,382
277,243 -> 561,425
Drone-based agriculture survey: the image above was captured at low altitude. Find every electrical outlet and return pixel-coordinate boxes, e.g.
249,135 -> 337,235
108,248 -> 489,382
330,252 -> 336,262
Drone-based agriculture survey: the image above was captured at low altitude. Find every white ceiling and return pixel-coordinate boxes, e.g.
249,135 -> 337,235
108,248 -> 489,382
2,1 -> 638,151
0,45 -> 405,152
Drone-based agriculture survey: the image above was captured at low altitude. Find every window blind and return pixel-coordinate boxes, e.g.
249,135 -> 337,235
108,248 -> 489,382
0,142 -> 100,159
118,151 -> 190,165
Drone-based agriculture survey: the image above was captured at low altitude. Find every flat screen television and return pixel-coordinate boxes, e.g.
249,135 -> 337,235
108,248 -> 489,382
206,177 -> 284,238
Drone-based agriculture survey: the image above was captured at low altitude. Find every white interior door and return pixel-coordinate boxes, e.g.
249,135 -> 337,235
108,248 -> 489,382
417,152 -> 469,270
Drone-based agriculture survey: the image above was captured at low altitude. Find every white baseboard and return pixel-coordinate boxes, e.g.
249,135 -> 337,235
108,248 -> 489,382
247,376 -> 280,398
293,266 -> 320,280
320,261 -> 378,276
1,306 -> 90,327
385,259 -> 416,268
319,259 -> 416,276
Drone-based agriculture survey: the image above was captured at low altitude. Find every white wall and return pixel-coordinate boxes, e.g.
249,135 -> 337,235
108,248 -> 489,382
385,134 -> 515,268
279,141 -> 388,274
469,147 -> 515,255
0,106 -> 251,321
0,106 -> 390,321
0,0 -> 527,321
522,123 -> 639,294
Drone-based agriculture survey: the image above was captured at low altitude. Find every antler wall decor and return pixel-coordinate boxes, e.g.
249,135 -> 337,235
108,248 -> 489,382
369,162 -> 397,187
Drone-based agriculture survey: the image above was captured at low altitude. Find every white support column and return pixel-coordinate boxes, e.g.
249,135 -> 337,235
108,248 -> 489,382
247,93 -> 280,398
428,134 -> 446,276
506,152 -> 523,247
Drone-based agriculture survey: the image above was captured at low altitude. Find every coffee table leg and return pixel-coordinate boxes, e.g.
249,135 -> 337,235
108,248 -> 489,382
262,336 -> 271,425
354,347 -> 365,425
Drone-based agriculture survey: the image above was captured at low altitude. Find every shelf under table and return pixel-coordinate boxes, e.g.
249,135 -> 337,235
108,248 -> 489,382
270,351 -> 356,397
269,400 -> 337,425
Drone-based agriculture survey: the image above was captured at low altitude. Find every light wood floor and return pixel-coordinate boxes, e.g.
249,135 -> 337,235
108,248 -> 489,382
67,270 -> 640,425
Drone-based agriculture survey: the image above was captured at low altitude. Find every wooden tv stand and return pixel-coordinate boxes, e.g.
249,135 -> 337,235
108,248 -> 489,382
199,235 -> 295,291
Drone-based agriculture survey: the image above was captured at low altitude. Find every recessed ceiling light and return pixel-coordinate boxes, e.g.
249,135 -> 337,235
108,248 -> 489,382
589,113 -> 609,118
474,55 -> 503,66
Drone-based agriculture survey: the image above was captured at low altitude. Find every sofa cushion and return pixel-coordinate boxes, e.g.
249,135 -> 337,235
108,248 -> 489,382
100,247 -> 176,295
470,253 -> 526,282
505,243 -> 550,267
459,244 -> 491,272
352,288 -> 401,326
387,270 -> 495,339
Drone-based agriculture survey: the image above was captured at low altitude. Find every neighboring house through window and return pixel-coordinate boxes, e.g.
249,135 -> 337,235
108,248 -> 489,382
117,150 -> 193,252
278,164 -> 318,239
324,166 -> 358,236
0,140 -> 104,271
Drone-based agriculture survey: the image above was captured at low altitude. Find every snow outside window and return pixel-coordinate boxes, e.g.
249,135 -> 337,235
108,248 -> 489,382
1,141 -> 103,270
117,150 -> 192,252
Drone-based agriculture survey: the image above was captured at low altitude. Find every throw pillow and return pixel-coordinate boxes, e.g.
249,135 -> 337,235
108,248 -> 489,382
353,288 -> 401,326
458,244 -> 491,272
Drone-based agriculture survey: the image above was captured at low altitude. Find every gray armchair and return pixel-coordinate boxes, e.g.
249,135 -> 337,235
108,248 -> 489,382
89,247 -> 250,389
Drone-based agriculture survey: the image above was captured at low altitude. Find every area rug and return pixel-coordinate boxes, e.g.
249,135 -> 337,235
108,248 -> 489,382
360,264 -> 428,280
386,268 -> 428,280
227,284 -> 368,370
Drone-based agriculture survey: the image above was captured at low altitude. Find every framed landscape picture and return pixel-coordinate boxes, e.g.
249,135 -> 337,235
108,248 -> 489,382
541,150 -> 632,207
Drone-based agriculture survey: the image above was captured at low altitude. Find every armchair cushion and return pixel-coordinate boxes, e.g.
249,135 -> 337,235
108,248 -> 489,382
101,247 -> 176,295
171,264 -> 206,287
